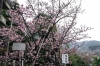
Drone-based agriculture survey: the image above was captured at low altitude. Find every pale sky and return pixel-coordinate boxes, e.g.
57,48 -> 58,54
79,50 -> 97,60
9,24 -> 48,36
77,0 -> 100,41
17,0 -> 100,41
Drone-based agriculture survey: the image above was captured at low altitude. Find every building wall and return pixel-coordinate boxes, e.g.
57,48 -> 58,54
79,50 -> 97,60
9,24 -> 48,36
0,0 -> 12,27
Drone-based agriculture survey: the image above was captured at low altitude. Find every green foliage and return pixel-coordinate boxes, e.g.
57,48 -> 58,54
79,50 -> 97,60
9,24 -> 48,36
49,25 -> 57,32
36,13 -> 51,19
68,54 -> 88,66
1,9 -> 11,20
92,57 -> 100,66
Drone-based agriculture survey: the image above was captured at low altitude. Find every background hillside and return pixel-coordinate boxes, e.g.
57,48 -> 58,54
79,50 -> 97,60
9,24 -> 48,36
77,40 -> 100,51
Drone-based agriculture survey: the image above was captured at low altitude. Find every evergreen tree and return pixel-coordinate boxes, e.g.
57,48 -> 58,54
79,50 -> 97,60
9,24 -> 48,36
67,54 -> 88,66
92,57 -> 100,66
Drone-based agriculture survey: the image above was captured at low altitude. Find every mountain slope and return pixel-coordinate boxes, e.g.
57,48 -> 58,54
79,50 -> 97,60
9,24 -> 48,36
77,40 -> 100,50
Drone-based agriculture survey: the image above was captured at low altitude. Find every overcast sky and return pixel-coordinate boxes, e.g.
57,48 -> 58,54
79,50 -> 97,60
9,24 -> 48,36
17,0 -> 100,41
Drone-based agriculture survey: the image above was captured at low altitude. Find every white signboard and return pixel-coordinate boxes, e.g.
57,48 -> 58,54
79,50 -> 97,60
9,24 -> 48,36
12,43 -> 26,50
62,54 -> 69,64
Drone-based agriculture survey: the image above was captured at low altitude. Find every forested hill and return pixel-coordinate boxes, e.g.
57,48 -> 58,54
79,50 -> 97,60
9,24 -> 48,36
77,40 -> 100,50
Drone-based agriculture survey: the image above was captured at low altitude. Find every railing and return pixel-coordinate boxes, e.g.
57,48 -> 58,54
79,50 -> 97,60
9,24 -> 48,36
0,15 -> 6,25
4,0 -> 12,9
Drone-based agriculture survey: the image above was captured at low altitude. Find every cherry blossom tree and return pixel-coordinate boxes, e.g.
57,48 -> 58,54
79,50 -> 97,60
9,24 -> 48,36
0,0 -> 92,66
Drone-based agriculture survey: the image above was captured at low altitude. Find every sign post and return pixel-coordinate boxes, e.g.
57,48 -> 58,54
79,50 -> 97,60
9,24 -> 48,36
12,43 -> 25,50
12,43 -> 26,66
13,60 -> 15,66
62,54 -> 69,64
